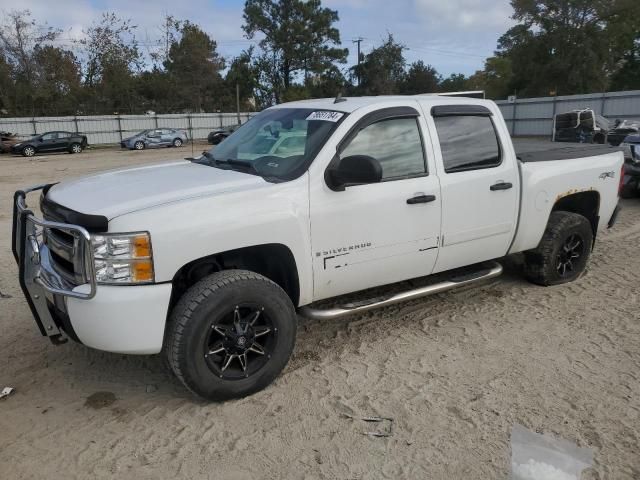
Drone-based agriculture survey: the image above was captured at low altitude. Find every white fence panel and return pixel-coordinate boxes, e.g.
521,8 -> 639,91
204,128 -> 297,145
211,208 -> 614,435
496,90 -> 640,137
0,112 -> 256,145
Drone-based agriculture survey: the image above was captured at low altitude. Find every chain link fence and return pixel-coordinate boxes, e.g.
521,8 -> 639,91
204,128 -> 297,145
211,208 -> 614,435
0,112 -> 256,146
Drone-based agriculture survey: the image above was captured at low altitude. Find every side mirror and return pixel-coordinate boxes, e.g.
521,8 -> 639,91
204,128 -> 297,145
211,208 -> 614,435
326,154 -> 382,191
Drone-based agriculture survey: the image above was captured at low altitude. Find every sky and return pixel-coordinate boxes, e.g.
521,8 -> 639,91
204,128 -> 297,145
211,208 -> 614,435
0,0 -> 516,77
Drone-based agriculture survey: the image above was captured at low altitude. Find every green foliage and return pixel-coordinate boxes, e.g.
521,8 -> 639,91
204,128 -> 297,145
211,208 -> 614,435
400,61 -> 441,94
164,21 -> 226,112
439,73 -> 469,93
471,0 -> 640,97
243,0 -> 348,102
77,12 -> 143,114
352,34 -> 406,95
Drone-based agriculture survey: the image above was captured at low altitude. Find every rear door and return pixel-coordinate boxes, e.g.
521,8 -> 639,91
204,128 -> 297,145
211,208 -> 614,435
160,129 -> 174,145
425,104 -> 519,273
55,132 -> 72,151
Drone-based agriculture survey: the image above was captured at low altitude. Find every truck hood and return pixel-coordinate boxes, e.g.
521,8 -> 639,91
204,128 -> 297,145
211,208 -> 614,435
46,160 -> 266,220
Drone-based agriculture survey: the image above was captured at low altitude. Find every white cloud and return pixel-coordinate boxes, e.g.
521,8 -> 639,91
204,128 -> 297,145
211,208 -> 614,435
0,0 -> 516,75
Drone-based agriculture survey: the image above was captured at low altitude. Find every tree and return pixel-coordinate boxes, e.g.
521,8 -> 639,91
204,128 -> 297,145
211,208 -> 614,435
610,36 -> 640,91
164,21 -> 225,112
400,61 -> 440,94
78,13 -> 143,114
467,56 -> 513,99
353,34 -> 406,95
438,73 -> 469,93
0,10 -> 60,115
492,0 -> 640,96
32,45 -> 82,115
243,0 -> 348,103
223,49 -> 259,110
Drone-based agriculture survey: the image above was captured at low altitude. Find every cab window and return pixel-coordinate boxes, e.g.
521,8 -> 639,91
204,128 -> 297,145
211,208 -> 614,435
340,117 -> 426,180
434,115 -> 501,173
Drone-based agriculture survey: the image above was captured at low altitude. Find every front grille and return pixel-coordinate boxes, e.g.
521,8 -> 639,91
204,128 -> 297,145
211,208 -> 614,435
43,222 -> 88,286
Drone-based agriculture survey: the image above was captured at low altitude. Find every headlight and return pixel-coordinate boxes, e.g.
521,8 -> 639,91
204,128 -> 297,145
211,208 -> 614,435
91,232 -> 154,284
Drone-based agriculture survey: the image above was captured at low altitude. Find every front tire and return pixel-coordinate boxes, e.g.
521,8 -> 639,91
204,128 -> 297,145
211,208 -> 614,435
172,138 -> 183,147
165,270 -> 297,401
524,211 -> 593,286
134,141 -> 145,150
22,145 -> 35,157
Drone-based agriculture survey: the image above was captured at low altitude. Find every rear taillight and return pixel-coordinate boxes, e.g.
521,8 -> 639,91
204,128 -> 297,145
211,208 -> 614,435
618,164 -> 625,197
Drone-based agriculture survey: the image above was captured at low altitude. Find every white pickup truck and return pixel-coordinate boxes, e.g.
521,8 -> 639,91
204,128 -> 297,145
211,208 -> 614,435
13,96 -> 623,400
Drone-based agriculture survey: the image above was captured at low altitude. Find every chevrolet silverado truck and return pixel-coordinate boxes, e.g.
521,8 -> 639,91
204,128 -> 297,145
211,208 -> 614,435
12,96 -> 623,400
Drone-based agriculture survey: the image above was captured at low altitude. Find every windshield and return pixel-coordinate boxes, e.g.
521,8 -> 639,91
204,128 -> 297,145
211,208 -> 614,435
135,130 -> 150,137
196,107 -> 345,181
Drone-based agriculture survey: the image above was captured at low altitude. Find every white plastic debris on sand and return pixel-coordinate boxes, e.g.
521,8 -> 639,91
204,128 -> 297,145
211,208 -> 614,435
511,424 -> 593,480
512,459 -> 578,480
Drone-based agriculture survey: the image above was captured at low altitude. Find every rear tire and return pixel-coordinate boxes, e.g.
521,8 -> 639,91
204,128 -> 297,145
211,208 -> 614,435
524,211 -> 593,286
69,143 -> 82,154
165,270 -> 297,401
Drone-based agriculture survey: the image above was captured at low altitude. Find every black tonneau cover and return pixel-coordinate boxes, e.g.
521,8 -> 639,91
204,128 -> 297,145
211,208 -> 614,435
513,139 -> 622,163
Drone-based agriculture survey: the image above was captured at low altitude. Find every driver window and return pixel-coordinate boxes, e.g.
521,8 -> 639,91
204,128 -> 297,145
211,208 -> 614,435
340,117 -> 426,180
41,132 -> 57,140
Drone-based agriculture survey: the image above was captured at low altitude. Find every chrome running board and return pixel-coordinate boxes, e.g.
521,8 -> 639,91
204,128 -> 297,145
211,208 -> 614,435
299,261 -> 503,320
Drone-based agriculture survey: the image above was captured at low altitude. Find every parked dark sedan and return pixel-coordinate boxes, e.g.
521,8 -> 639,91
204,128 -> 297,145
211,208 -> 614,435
207,125 -> 238,145
11,131 -> 88,157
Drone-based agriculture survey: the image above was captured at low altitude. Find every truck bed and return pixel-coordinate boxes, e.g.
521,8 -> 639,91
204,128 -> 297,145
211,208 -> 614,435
513,138 -> 622,163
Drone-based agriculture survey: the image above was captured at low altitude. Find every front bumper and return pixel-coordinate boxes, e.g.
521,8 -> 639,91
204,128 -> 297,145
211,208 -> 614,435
13,186 -> 171,354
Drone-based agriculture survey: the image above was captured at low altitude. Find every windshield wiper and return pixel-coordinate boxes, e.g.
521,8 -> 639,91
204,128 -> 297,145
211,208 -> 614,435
197,152 -> 281,182
200,152 -> 260,175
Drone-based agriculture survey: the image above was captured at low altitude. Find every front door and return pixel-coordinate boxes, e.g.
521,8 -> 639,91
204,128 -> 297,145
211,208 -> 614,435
146,129 -> 163,147
310,108 -> 442,301
426,104 -> 519,273
38,132 -> 58,152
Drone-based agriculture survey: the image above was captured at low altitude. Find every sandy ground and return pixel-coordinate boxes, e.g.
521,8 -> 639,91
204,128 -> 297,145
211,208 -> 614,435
0,144 -> 639,479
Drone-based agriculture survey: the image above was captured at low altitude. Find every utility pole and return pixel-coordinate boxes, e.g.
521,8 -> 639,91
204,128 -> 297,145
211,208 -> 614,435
236,83 -> 241,125
352,37 -> 364,85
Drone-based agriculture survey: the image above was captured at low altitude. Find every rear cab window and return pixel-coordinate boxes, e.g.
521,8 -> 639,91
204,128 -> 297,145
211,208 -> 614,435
431,105 -> 501,173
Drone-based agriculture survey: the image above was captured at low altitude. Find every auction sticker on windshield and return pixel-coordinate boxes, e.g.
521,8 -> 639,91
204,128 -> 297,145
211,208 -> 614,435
306,111 -> 344,122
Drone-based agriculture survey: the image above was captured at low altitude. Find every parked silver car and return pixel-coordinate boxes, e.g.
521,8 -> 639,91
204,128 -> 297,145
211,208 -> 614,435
121,128 -> 188,150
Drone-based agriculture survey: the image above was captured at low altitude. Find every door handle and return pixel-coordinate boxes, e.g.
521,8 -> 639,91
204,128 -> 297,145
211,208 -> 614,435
490,182 -> 513,191
407,194 -> 436,204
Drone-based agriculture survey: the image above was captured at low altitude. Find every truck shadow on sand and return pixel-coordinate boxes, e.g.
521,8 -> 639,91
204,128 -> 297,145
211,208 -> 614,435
50,255 -> 530,403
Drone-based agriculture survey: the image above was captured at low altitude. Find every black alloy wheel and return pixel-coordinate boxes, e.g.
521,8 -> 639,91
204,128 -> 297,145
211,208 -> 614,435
203,304 -> 276,380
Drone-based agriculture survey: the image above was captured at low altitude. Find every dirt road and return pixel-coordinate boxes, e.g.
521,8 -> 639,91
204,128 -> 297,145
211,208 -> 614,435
1,146 -> 639,479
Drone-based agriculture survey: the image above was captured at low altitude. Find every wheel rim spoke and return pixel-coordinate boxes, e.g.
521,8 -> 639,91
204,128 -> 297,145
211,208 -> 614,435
238,353 -> 247,371
213,325 -> 227,337
249,342 -> 265,355
221,354 -> 235,372
208,342 -> 225,355
254,326 -> 271,338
